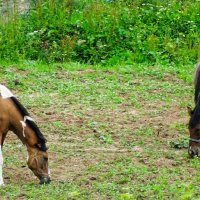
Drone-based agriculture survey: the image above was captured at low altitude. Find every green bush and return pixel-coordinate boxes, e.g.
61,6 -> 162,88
0,0 -> 200,64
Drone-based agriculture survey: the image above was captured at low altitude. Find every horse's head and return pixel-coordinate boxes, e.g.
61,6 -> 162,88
188,106 -> 200,157
27,147 -> 51,184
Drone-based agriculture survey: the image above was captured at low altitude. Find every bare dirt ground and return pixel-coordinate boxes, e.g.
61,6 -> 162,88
0,65 -> 194,199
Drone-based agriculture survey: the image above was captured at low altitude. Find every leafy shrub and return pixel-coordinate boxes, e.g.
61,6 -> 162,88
0,0 -> 200,64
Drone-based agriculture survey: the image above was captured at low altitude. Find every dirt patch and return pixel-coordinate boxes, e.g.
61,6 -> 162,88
155,157 -> 176,168
0,65 -> 193,199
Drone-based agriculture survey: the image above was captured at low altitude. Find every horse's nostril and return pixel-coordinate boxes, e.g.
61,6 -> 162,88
39,177 -> 51,184
188,146 -> 200,158
188,148 -> 195,158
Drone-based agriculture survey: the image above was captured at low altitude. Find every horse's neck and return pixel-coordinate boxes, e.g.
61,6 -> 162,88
11,124 -> 38,147
7,99 -> 38,147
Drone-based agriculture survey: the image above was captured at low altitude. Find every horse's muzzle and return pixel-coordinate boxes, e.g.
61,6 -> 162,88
188,146 -> 200,158
39,177 -> 51,184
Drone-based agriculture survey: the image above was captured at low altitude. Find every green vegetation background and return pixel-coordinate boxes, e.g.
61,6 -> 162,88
0,0 -> 200,65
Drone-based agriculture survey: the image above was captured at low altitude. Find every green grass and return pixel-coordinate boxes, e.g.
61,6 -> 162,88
0,62 -> 198,199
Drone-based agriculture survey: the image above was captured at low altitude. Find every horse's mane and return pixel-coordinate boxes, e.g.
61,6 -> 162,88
10,96 -> 47,151
189,60 -> 200,128
194,60 -> 200,103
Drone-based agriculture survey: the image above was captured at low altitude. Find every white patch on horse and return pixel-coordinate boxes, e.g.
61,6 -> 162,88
20,116 -> 35,137
0,84 -> 14,99
0,145 -> 4,185
48,168 -> 51,177
27,152 -> 29,162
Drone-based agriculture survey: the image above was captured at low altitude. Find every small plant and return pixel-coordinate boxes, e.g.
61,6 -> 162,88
170,138 -> 188,149
99,133 -> 113,144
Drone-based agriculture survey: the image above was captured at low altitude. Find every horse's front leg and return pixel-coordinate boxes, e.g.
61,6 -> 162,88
0,144 -> 3,185
0,130 -> 7,186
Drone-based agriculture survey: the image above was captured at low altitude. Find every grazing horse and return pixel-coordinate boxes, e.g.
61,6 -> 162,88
188,61 -> 200,157
0,84 -> 50,184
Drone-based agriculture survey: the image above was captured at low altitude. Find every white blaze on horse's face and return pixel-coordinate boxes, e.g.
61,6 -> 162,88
27,152 -> 29,162
48,168 -> 51,177
0,145 -> 4,185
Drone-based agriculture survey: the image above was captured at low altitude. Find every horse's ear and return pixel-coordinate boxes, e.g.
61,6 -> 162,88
187,106 -> 193,116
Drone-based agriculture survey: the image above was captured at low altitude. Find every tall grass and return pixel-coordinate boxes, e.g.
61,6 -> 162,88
0,0 -> 200,64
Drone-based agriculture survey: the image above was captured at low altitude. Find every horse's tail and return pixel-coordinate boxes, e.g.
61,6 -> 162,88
194,60 -> 200,104
10,96 -> 47,151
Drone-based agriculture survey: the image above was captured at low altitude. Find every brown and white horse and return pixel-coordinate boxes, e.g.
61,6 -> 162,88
0,84 -> 50,184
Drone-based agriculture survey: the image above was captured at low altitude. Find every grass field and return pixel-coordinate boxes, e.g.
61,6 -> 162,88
0,62 -> 199,200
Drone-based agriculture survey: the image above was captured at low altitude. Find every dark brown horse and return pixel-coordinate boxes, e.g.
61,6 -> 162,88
0,84 -> 50,184
188,61 -> 200,157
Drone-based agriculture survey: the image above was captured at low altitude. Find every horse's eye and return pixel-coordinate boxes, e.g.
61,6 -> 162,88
43,157 -> 48,161
28,166 -> 35,170
196,129 -> 200,134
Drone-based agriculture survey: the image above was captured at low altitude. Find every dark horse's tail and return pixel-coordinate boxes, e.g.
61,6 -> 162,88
10,96 -> 47,151
194,60 -> 200,104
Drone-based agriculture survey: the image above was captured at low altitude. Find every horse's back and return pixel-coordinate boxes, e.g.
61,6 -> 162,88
0,85 -> 14,99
